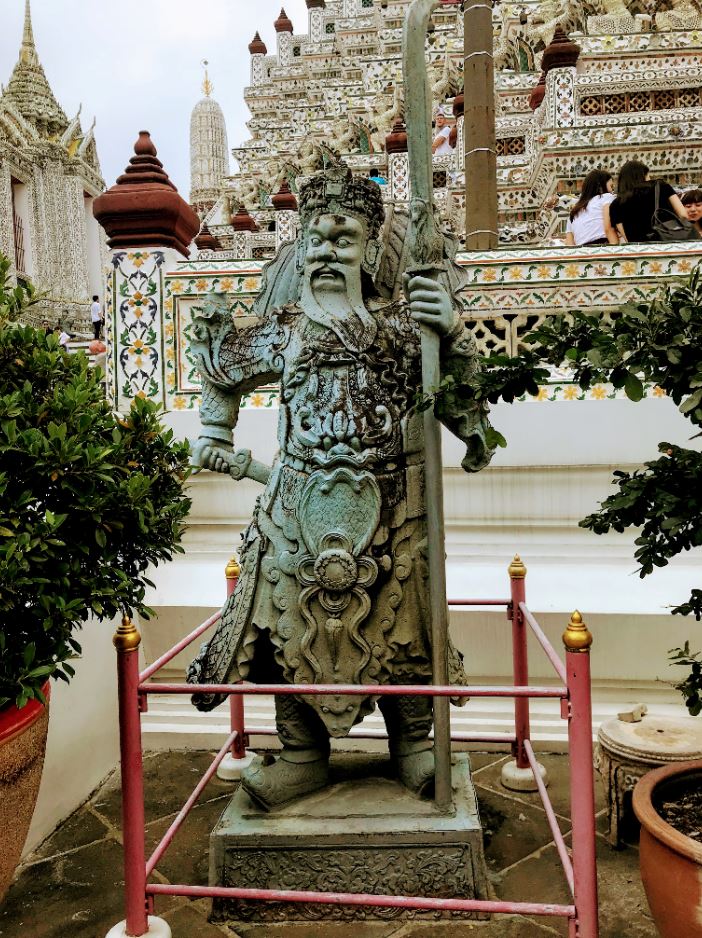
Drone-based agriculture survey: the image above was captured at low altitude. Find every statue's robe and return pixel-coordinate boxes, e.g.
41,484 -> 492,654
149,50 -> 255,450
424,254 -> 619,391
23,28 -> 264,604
188,296 -> 492,737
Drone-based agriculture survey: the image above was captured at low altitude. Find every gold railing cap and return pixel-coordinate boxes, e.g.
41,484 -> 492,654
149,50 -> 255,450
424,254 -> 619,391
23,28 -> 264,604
563,609 -> 593,652
113,615 -> 142,652
508,553 -> 527,579
225,554 -> 241,579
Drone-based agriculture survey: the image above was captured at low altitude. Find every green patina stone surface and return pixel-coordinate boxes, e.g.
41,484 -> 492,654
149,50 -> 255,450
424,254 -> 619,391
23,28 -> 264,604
210,753 -> 490,924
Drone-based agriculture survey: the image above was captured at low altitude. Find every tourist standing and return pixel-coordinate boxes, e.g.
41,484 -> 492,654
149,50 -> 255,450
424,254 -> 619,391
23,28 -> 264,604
607,160 -> 689,243
565,169 -> 616,246
681,188 -> 702,236
90,295 -> 103,340
431,106 -> 454,155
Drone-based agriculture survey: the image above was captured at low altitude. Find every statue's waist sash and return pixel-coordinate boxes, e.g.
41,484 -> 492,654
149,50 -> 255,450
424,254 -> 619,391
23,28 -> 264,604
275,460 -> 425,522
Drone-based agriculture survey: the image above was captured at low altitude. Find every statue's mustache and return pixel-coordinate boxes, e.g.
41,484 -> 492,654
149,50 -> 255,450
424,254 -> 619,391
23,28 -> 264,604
308,263 -> 345,278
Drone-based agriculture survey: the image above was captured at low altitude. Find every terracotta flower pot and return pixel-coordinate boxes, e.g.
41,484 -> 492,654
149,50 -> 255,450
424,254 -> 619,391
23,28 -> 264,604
633,758 -> 702,938
0,683 -> 51,901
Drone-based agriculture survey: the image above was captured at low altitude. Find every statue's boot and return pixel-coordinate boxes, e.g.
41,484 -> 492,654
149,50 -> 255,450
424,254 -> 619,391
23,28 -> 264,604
380,691 -> 435,798
241,747 -> 330,810
242,691 -> 330,810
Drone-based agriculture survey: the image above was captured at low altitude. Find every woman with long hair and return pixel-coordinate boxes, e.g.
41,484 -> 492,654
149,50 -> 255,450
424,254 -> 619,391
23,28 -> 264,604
565,169 -> 616,246
607,160 -> 690,243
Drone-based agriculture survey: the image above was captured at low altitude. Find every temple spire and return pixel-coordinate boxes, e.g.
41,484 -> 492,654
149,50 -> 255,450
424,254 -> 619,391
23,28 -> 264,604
20,0 -> 38,66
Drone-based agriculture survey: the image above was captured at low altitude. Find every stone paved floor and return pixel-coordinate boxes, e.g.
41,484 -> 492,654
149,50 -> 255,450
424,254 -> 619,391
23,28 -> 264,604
0,751 -> 655,938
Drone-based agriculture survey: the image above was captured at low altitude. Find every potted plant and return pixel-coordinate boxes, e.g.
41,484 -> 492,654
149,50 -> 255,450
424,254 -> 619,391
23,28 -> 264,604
419,265 -> 702,933
633,759 -> 702,938
0,255 -> 191,899
467,265 -> 702,936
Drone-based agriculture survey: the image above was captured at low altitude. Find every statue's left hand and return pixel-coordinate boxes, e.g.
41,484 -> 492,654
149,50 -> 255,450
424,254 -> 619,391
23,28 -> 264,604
404,274 -> 455,336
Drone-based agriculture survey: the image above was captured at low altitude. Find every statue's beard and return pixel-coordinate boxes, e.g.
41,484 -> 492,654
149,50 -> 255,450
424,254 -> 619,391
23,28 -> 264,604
302,264 -> 366,319
301,264 -> 377,352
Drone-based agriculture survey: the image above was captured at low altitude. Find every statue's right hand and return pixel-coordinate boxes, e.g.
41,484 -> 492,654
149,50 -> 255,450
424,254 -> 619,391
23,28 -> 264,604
191,436 -> 236,474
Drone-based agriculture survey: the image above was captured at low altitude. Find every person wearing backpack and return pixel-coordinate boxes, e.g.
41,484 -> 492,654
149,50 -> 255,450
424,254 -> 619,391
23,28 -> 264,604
606,160 -> 694,242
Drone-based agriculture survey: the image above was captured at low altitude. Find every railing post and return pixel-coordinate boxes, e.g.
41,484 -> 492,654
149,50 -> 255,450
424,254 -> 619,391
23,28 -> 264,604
564,611 -> 599,938
217,555 -> 255,781
501,555 -> 548,792
106,618 -> 171,938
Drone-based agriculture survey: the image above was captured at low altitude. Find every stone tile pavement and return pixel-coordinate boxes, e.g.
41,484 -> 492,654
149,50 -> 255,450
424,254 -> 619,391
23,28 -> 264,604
0,751 -> 656,938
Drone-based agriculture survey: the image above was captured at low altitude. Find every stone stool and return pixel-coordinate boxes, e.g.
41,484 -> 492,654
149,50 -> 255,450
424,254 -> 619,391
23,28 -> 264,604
596,714 -> 702,847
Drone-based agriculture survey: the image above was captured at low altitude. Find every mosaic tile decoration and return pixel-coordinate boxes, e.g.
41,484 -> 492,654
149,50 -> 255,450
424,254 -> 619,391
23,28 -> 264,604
162,242 -> 701,410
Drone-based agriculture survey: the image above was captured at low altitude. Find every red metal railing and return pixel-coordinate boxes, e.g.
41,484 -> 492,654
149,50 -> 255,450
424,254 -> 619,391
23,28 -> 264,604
111,556 -> 599,938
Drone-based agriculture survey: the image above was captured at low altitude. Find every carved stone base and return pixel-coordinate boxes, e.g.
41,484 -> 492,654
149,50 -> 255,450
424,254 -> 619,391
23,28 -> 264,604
210,752 -> 490,924
586,13 -> 650,35
656,10 -> 702,30
596,714 -> 702,847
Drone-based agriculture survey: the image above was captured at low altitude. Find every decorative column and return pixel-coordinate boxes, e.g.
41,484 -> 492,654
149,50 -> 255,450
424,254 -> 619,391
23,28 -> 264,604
248,32 -> 267,87
541,28 -> 580,129
274,8 -> 294,67
307,0 -> 326,42
464,0 -> 497,250
93,131 -> 199,412
386,118 -> 409,202
272,179 -> 298,251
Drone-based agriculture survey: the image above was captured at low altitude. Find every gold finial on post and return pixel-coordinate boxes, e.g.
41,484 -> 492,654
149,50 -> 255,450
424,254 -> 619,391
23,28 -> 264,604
563,610 -> 592,652
201,58 -> 213,97
113,615 -> 141,653
508,554 -> 527,579
225,554 -> 241,580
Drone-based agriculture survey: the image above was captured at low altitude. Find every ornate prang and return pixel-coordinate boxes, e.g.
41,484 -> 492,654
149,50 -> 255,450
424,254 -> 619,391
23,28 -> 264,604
563,610 -> 593,652
113,616 -> 141,653
0,0 -> 104,330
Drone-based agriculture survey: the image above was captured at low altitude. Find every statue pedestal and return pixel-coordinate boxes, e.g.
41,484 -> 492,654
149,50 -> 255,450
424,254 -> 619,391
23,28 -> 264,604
210,752 -> 490,925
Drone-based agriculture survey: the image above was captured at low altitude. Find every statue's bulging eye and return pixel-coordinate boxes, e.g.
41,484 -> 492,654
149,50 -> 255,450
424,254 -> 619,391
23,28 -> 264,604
310,237 -> 321,247
337,239 -> 350,248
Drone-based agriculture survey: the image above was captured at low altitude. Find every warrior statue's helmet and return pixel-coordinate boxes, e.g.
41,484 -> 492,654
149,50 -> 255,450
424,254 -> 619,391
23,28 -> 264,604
298,164 -> 386,242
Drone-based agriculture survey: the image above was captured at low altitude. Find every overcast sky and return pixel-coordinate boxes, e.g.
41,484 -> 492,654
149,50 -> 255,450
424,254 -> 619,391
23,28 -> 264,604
0,0 -> 310,195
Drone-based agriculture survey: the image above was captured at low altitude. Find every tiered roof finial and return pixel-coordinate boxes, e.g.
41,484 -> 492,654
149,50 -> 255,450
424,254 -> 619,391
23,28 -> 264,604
201,59 -> 213,98
249,32 -> 267,55
20,0 -> 38,66
2,0 -> 68,135
274,8 -> 293,33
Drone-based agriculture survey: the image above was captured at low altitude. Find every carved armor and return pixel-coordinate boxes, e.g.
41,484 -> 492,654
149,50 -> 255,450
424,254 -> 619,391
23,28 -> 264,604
188,293 -> 489,739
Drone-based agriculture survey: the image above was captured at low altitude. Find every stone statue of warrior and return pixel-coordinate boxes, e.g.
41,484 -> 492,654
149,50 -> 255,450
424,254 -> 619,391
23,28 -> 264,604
187,163 -> 494,810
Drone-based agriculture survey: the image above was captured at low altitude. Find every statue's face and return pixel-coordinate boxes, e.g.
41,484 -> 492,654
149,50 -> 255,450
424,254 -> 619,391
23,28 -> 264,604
304,213 -> 365,295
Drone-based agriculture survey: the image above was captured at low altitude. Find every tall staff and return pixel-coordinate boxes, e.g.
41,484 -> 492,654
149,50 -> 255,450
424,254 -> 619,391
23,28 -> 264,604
403,0 -> 454,811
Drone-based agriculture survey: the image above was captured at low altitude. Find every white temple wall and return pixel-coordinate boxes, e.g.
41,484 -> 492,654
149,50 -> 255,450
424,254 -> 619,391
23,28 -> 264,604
83,194 -> 103,300
23,616 -> 120,855
10,178 -> 34,278
137,393 -> 697,748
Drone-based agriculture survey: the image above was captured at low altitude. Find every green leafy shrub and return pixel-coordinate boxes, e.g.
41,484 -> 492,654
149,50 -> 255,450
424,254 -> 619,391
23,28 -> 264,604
0,257 -> 191,709
418,266 -> 702,712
